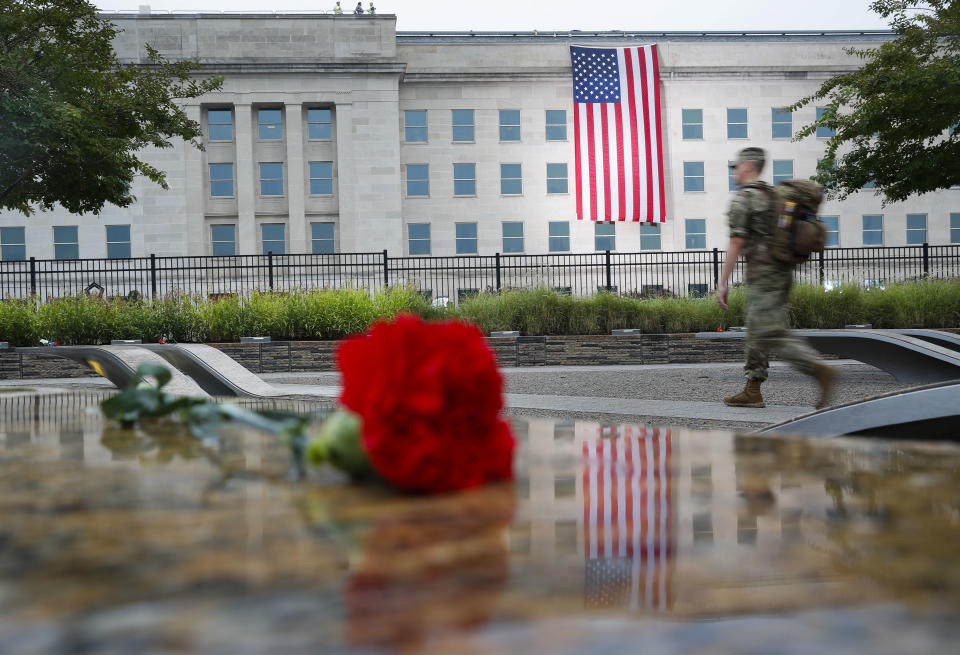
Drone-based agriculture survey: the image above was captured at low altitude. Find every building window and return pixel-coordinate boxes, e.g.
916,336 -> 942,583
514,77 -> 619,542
952,213 -> 960,244
773,160 -> 793,186
208,109 -> 233,141
261,223 -> 285,254
816,107 -> 836,138
727,108 -> 747,139
311,222 -> 335,254
308,162 -> 333,195
307,108 -> 332,140
640,223 -> 661,250
259,163 -> 284,196
594,222 -> 615,251
685,219 -> 706,249
105,225 -> 131,259
501,163 -> 522,195
682,108 -> 703,139
258,108 -> 282,140
499,110 -> 521,141
452,109 -> 474,142
406,164 -> 429,197
53,226 -> 79,260
863,180 -> 877,190
502,221 -> 524,253
547,163 -> 568,194
455,222 -> 478,254
546,110 -> 567,141
408,223 -> 431,255
209,163 -> 234,197
772,107 -> 792,139
906,213 -> 927,245
821,216 -> 840,247
211,224 -> 236,256
549,221 -> 570,252
453,163 -> 476,196
0,227 -> 25,261
863,214 -> 884,246
683,161 -> 704,192
728,161 -> 738,191
404,110 -> 427,143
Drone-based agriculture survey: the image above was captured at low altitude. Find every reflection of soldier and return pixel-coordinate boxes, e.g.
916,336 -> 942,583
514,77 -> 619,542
718,147 -> 835,409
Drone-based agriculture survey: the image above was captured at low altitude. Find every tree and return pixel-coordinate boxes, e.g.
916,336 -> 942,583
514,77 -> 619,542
0,0 -> 222,215
793,0 -> 960,203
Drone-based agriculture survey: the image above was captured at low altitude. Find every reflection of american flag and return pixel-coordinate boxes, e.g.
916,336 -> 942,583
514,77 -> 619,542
583,426 -> 673,611
571,45 -> 666,223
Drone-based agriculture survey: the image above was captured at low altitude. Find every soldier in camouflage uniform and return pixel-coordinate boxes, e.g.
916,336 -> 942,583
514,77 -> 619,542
717,147 -> 835,409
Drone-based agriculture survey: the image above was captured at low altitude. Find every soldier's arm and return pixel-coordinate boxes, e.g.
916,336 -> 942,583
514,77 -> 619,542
717,237 -> 745,310
718,190 -> 752,310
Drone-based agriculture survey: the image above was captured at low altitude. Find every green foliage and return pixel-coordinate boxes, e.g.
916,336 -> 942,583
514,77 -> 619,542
0,298 -> 36,345
792,1 -> 960,203
36,295 -> 112,345
0,0 -> 223,215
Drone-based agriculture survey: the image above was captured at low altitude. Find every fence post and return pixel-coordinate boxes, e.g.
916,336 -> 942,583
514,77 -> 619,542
922,242 -> 929,278
150,253 -> 157,301
495,252 -> 501,291
29,257 -> 37,297
712,248 -> 720,289
605,250 -> 613,291
268,251 -> 274,290
818,250 -> 825,287
382,249 -> 389,287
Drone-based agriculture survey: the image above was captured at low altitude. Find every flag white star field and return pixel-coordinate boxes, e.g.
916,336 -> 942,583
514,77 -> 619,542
571,45 -> 666,223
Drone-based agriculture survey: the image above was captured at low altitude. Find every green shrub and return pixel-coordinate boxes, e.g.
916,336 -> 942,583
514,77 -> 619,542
0,299 -> 38,346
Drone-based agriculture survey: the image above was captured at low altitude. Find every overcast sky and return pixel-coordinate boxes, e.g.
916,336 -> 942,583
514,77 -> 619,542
93,0 -> 891,32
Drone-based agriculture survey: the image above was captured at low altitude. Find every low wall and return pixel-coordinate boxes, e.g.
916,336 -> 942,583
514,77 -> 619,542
0,334 -> 748,380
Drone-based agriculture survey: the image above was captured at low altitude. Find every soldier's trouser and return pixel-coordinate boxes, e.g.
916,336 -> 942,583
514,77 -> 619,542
744,276 -> 820,382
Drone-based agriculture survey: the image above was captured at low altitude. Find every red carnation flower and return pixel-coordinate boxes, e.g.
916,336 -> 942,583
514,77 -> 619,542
330,314 -> 515,493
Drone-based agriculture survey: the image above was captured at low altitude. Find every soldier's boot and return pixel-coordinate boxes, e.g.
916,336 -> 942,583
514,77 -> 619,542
812,364 -> 836,409
723,379 -> 765,408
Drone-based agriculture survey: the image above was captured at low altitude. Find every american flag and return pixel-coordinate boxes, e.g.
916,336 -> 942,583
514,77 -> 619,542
571,45 -> 666,223
583,426 -> 673,611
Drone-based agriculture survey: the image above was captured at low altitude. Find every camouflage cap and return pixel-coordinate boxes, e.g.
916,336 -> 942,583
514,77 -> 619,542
730,147 -> 766,172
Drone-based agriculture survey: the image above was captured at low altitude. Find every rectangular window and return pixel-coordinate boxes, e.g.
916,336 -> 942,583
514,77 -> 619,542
455,222 -> 478,254
685,218 -> 706,249
209,163 -> 234,197
728,161 -> 737,191
863,214 -> 884,246
682,108 -> 703,139
502,221 -> 524,253
259,162 -> 284,196
500,163 -> 522,195
640,223 -> 661,250
906,213 -> 927,245
683,161 -> 705,192
211,224 -> 236,256
453,163 -> 476,196
594,222 -> 615,251
951,213 -> 960,244
53,226 -> 79,260
821,216 -> 840,247
773,160 -> 794,186
261,223 -> 285,255
208,109 -> 233,141
547,163 -> 568,194
105,225 -> 131,259
816,107 -> 836,138
549,221 -> 570,252
499,109 -> 521,141
0,227 -> 25,261
311,222 -> 335,254
406,164 -> 429,197
404,110 -> 427,143
408,223 -> 431,255
258,108 -> 282,140
772,107 -> 792,139
307,108 -> 332,140
452,109 -> 474,142
727,108 -> 747,139
863,180 -> 877,189
546,110 -> 567,141
308,161 -> 333,195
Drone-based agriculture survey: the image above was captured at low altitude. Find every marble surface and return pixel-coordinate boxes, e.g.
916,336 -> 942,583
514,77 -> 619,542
0,391 -> 958,654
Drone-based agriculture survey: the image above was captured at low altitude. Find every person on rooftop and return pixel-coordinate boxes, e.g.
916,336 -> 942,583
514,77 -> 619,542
354,2 -> 363,14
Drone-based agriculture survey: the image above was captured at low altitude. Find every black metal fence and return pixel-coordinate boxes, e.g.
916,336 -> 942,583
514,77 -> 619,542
2,244 -> 958,304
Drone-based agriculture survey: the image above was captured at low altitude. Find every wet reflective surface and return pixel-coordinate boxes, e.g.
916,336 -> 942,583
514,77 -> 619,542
1,392 -> 959,653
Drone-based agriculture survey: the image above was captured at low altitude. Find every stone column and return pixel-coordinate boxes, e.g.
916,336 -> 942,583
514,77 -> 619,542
285,103 -> 307,254
234,103 -> 256,254
183,104 -> 205,255
335,102 -> 356,251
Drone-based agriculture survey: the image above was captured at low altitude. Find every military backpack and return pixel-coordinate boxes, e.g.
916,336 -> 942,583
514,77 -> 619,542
744,179 -> 827,265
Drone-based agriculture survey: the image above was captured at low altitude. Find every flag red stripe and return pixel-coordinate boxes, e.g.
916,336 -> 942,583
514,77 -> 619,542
610,437 -> 619,555
664,432 -> 673,608
586,103 -> 598,222
582,439 -> 590,554
624,48 -> 642,221
574,103 -> 583,220
614,101 -> 626,221
624,435 -> 634,558
652,432 -> 662,607
651,46 -> 666,221
600,106 -> 611,221
638,47 -> 654,222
